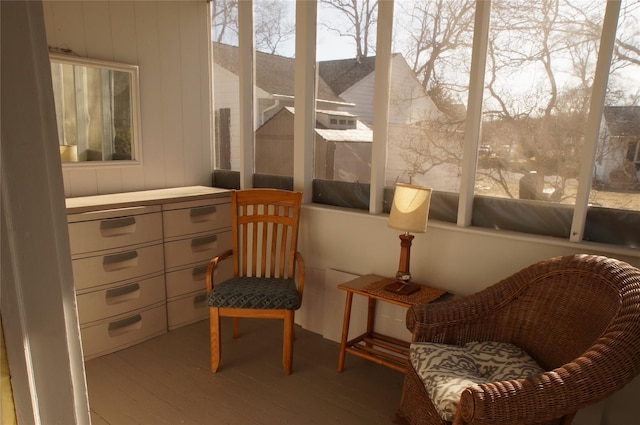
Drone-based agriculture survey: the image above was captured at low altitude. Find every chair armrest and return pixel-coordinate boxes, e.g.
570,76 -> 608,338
407,272 -> 536,343
456,347 -> 638,425
206,249 -> 233,291
294,251 -> 305,306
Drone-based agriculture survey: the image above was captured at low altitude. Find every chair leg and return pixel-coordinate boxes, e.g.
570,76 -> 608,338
283,310 -> 294,375
232,317 -> 239,339
209,307 -> 221,373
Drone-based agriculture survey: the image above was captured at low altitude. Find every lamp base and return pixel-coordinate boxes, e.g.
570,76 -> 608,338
383,280 -> 421,295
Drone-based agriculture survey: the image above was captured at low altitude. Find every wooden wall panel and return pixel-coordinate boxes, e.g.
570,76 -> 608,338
81,2 -> 113,61
197,3 -> 213,185
157,2 -> 185,188
43,1 -> 213,197
110,2 -> 147,193
180,1 -> 208,185
134,1 -> 166,190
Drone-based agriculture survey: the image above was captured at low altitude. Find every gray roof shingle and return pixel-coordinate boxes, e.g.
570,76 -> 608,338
212,43 -> 344,103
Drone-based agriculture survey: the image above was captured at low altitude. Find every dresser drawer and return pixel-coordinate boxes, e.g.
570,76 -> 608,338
164,230 -> 232,271
167,292 -> 208,330
165,259 -> 233,300
80,304 -> 167,360
68,209 -> 162,255
76,274 -> 166,325
162,199 -> 231,239
73,243 -> 165,292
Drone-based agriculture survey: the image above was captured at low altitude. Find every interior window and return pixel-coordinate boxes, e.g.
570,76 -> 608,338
50,53 -> 140,164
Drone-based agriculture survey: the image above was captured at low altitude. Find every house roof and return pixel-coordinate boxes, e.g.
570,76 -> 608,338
262,107 -> 372,142
318,56 -> 375,95
212,43 -> 344,103
318,54 -> 400,95
604,106 -> 640,138
315,128 -> 372,143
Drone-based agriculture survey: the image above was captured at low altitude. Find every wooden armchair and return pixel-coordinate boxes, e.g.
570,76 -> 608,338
206,189 -> 304,375
396,254 -> 640,425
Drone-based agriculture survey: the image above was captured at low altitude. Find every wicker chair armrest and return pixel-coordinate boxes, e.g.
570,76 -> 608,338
407,284 -> 518,341
206,249 -> 233,291
457,347 -> 638,425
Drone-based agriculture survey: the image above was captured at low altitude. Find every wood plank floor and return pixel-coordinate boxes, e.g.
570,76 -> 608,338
85,318 -> 405,425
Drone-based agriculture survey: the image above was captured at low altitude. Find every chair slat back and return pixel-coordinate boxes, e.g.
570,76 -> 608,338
231,189 -> 302,279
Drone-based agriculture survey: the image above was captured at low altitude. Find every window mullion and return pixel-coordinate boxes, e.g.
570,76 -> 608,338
570,0 -> 620,242
370,0 -> 394,215
294,0 -> 317,201
457,0 -> 491,227
238,0 -> 255,189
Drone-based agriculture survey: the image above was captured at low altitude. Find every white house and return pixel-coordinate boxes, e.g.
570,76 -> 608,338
595,106 -> 640,188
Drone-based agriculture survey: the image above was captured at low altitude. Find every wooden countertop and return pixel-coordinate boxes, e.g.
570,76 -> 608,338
65,186 -> 231,214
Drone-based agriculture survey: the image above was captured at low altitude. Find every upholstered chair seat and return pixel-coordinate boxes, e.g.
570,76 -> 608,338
207,277 -> 299,310
410,341 -> 544,422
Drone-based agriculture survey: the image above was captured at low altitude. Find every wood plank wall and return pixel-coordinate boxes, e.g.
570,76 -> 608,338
42,1 -> 212,197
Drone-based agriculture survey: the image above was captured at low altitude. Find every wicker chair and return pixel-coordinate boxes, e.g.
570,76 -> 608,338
396,254 -> 640,425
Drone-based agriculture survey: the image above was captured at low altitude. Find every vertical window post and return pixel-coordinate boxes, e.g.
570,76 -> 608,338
294,0 -> 317,201
457,0 -> 491,227
238,0 -> 255,189
570,0 -> 620,242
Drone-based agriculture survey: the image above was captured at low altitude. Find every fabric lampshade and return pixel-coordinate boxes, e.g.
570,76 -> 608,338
388,183 -> 432,233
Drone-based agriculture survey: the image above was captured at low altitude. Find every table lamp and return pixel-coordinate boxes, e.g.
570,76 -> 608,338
384,183 -> 432,295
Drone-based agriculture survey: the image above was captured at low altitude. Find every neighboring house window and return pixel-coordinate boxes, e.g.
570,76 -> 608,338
628,142 -> 640,168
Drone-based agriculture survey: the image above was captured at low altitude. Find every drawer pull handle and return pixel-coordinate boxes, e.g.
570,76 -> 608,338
105,283 -> 141,305
193,293 -> 207,307
191,235 -> 217,252
190,206 -> 217,222
108,314 -> 142,337
100,217 -> 136,237
192,265 -> 208,280
103,250 -> 139,272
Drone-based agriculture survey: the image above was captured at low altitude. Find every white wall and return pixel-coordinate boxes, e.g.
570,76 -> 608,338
297,204 -> 640,425
43,1 -> 213,197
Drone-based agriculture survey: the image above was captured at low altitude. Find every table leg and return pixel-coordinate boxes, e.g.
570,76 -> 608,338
365,296 -> 376,348
337,291 -> 354,372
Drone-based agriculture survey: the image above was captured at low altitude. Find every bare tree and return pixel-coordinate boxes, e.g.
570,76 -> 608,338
211,0 -> 294,57
319,0 -> 378,58
211,0 -> 238,44
254,0 -> 295,55
397,0 -> 475,92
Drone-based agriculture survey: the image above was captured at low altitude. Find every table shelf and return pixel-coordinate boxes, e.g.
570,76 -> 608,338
337,274 -> 448,373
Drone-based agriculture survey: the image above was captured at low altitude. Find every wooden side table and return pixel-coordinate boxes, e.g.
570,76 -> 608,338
337,274 -> 447,373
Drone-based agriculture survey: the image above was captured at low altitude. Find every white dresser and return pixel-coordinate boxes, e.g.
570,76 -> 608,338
66,186 -> 232,360
162,197 -> 233,330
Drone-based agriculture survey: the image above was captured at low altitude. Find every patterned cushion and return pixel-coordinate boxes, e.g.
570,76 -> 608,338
410,341 -> 544,422
207,277 -> 299,310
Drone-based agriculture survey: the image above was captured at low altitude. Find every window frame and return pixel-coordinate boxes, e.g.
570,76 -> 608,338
213,0 -> 639,250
